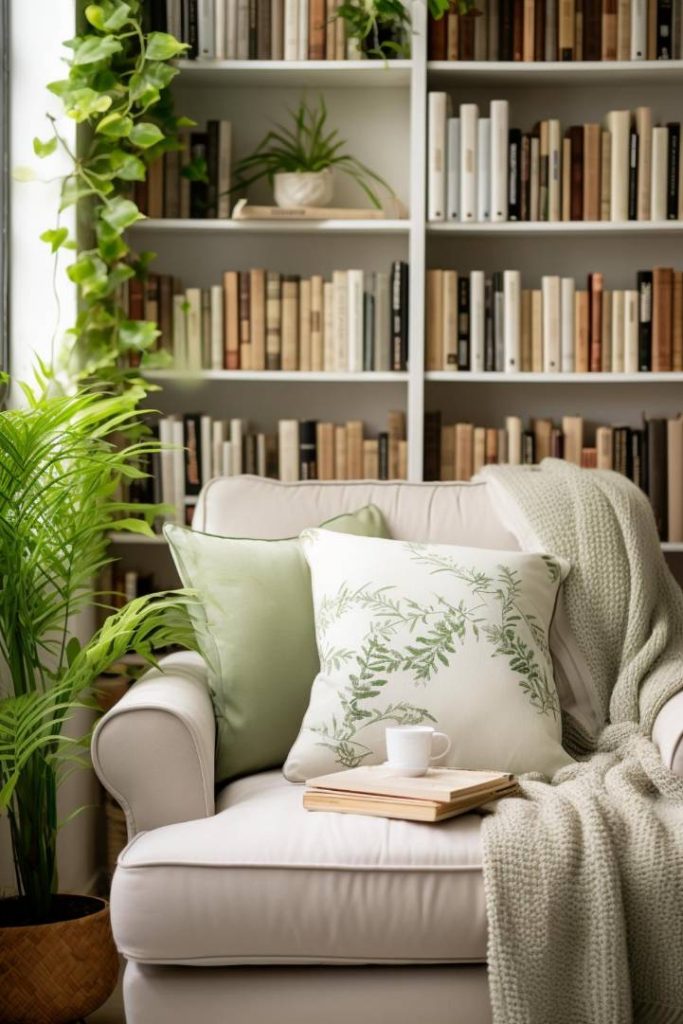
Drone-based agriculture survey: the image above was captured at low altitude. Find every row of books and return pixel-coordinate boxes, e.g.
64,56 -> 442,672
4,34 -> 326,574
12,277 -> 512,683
428,0 -> 683,61
152,0 -> 353,61
424,410 -> 683,540
138,412 -> 408,523
124,265 -> 409,372
428,98 -> 683,223
425,266 -> 683,373
134,122 -> 232,220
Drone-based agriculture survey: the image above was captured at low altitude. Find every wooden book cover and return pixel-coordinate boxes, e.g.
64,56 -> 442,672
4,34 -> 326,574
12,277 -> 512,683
249,268 -> 266,371
667,416 -> 683,542
589,272 -> 604,373
265,271 -> 282,371
303,785 -> 519,823
346,420 -> 364,479
583,123 -> 601,221
559,0 -> 575,56
602,0 -> 618,55
281,275 -> 300,372
567,126 -> 583,221
672,271 -> 683,371
308,0 -> 325,57
223,271 -> 240,370
306,765 -> 515,804
652,266 -> 673,372
562,414 -> 584,465
440,424 -> 456,481
363,439 -> 379,480
334,425 -> 347,480
232,200 -> 393,221
316,422 -> 335,480
426,269 -> 444,370
455,422 -> 474,481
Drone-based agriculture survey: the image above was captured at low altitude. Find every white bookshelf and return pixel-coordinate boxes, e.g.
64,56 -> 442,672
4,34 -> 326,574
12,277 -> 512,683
113,9 -> 683,571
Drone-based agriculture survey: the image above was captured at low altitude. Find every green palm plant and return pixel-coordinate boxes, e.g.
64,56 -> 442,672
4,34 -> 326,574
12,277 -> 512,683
232,96 -> 394,209
0,370 -> 196,924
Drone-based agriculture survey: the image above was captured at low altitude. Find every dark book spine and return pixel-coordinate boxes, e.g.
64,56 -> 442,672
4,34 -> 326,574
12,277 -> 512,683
522,430 -> 536,464
628,127 -> 639,221
630,429 -> 645,490
484,276 -> 495,371
390,262 -> 403,372
493,271 -> 505,371
508,129 -> 522,221
189,132 -> 208,218
667,123 -> 680,219
378,433 -> 389,481
183,414 -> 202,495
534,0 -> 545,59
428,12 -> 447,58
459,12 -> 476,58
184,0 -> 199,58
457,275 -> 470,370
249,0 -> 259,57
568,126 -> 583,221
582,0 -> 601,58
637,270 -> 653,371
520,134 -> 531,222
363,291 -> 375,372
150,0 -> 168,31
550,427 -> 564,458
513,0 -> 524,58
205,121 -> 219,219
657,0 -> 673,57
646,418 -> 667,537
499,0 -> 515,58
399,262 -> 409,371
298,420 -> 317,480
613,427 -> 628,476
244,433 -> 257,475
424,410 -> 442,481
257,0 -> 271,57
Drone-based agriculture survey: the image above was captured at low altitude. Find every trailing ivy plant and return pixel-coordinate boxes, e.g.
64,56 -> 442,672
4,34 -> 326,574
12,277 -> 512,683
336,0 -> 477,61
33,1 -> 189,392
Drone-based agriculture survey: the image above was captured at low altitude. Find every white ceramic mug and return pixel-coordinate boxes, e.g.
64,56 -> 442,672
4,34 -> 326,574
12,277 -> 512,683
384,726 -> 451,777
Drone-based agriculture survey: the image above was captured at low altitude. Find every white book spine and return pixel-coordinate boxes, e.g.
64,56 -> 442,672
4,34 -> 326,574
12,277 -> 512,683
651,126 -> 669,220
447,118 -> 460,221
624,289 -> 639,372
230,419 -> 244,476
171,419 -> 185,524
611,290 -> 625,373
236,0 -> 250,58
226,0 -> 238,58
428,93 -> 449,222
542,275 -> 561,372
548,119 -> 561,222
185,288 -> 203,371
158,417 -> 176,523
469,271 -> 485,371
210,285 -> 224,370
503,270 -> 521,373
197,0 -> 216,57
284,0 -> 299,59
607,110 -> 631,222
297,0 -> 309,60
560,277 -> 575,373
200,414 -> 213,487
373,272 -> 391,371
506,415 -> 523,465
323,281 -> 335,371
212,420 -> 228,479
477,118 -> 491,222
459,103 -> 479,224
214,0 -> 226,58
167,0 -> 182,38
630,0 -> 647,58
332,270 -> 348,373
490,100 -> 509,223
278,420 -> 299,482
221,441 -> 234,477
347,269 -> 364,373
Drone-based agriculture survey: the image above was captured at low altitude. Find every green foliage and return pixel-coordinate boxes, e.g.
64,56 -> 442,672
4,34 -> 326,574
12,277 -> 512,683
336,0 -> 476,59
36,0 -> 188,391
0,372 -> 197,922
233,96 -> 394,210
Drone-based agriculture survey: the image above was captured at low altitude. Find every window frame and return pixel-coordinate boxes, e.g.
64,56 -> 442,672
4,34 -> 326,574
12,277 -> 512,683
0,1 -> 9,377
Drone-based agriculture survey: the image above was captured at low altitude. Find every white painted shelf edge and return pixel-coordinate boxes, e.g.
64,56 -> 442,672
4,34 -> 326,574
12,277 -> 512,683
131,218 -> 410,234
428,221 -> 683,235
427,59 -> 683,83
147,370 -> 409,382
174,59 -> 412,86
425,372 -> 683,383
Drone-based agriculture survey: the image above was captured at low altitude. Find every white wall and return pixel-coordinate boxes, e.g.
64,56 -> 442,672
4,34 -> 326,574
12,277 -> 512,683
1,0 -> 101,899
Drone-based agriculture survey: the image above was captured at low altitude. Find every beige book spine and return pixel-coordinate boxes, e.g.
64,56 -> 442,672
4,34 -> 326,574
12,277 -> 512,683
332,270 -> 348,372
607,109 -> 630,222
667,416 -> 683,542
562,414 -> 584,465
624,289 -> 639,372
185,287 -> 202,371
299,278 -> 312,372
442,270 -> 458,369
521,289 -> 533,371
485,427 -> 498,465
440,425 -> 455,481
447,11 -> 459,58
548,119 -> 561,222
325,0 -> 335,57
455,422 -> 474,481
523,0 -> 536,59
277,419 -> 299,482
600,130 -> 612,221
363,439 -> 379,480
346,420 -> 364,479
616,0 -> 631,57
249,269 -> 266,371
310,275 -> 324,372
611,290 -> 625,372
223,271 -> 240,370
334,424 -> 347,480
596,425 -> 614,470
635,107 -> 652,221
473,427 -> 486,476
534,418 -> 553,462
583,123 -> 601,221
601,288 -> 612,371
316,422 -> 335,480
387,410 -> 406,480
651,126 -> 668,220
281,277 -> 299,371
558,0 -> 575,56
506,415 -> 523,465
397,440 -> 408,480
323,281 -> 334,371
561,137 -> 571,222
426,269 -> 444,370
531,289 -> 543,372
672,271 -> 683,372
574,290 -> 589,372
265,271 -> 281,371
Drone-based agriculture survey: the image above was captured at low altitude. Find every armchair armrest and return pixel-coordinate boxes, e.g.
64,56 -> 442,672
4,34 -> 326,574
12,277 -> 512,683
653,689 -> 683,777
92,651 -> 215,837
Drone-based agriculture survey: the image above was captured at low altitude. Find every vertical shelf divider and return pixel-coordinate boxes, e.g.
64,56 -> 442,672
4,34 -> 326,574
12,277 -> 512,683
407,0 -> 427,481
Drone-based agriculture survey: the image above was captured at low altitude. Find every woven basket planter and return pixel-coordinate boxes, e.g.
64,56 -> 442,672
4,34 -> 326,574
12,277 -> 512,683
0,895 -> 118,1024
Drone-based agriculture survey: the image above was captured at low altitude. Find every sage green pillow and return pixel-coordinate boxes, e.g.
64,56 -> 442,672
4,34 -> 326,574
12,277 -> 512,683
164,505 -> 390,783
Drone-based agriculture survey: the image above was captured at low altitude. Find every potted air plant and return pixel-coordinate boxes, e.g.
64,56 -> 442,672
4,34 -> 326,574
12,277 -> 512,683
233,96 -> 395,210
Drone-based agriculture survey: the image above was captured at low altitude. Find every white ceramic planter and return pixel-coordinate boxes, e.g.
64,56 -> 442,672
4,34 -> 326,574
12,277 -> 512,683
273,169 -> 334,209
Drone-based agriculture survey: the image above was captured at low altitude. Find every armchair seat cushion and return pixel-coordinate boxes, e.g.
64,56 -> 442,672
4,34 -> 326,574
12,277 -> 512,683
111,771 -> 487,967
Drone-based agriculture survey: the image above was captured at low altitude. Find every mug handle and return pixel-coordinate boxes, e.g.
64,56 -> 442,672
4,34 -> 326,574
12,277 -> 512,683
429,731 -> 451,762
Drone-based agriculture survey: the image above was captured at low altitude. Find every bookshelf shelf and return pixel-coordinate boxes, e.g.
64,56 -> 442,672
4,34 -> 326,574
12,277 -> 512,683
427,60 -> 683,86
131,218 -> 410,235
147,370 -> 409,382
174,59 -> 412,87
427,222 -> 683,237
426,372 -> 683,383
109,532 -> 167,546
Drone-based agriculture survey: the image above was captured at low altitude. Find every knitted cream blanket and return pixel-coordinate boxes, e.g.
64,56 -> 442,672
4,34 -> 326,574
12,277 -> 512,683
480,460 -> 683,1024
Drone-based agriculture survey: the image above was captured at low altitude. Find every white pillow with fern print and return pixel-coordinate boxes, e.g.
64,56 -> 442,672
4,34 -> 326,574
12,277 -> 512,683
283,530 -> 574,782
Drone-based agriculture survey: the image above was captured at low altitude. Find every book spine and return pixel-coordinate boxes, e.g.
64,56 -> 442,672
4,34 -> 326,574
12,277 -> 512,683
569,126 -> 584,221
477,118 -> 491,222
503,270 -> 521,372
624,289 -> 639,372
281,275 -> 299,371
628,126 -> 639,221
347,269 -> 364,373
508,128 -> 522,221
559,0 -> 576,55
607,109 -> 630,222
443,270 -> 458,370
637,269 -> 653,371
630,0 -> 647,53
299,277 -> 312,372
470,271 -> 485,372
310,274 -> 323,372
612,290 -> 625,372
428,93 -> 449,222
373,272 -> 391,372
250,268 -> 266,371
589,272 -> 603,372
457,274 -> 470,370
266,271 -> 282,371
651,125 -> 669,220
197,0 -> 215,56
646,418 -> 667,537
309,0 -> 325,57
657,0 -> 673,55
447,119 -> 461,222
460,103 -> 478,224
635,107 -> 652,221
667,123 -> 680,219
542,275 -> 561,372
600,129 -> 612,221
652,266 -> 673,371
257,0 -> 272,57
490,100 -> 510,223
298,420 -> 317,480
561,277 -> 576,373
210,284 -> 224,370
602,0 -> 618,56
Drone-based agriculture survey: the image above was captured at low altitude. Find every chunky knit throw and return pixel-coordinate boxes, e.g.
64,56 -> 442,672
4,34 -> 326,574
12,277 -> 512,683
480,460 -> 683,1024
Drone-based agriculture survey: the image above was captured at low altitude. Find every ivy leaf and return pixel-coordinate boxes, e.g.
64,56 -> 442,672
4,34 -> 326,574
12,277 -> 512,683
60,177 -> 96,210
72,35 -> 123,65
109,151 -> 146,181
85,1 -> 131,31
40,227 -> 70,253
101,196 -> 143,231
145,32 -> 188,61
119,319 -> 161,351
129,122 -> 164,148
67,254 -> 109,297
176,115 -> 197,128
64,87 -> 113,122
33,136 -> 57,158
96,112 -> 134,138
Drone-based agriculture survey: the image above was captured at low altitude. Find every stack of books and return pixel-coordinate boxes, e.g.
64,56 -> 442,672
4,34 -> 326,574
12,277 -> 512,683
151,0 -> 359,61
424,410 -> 683,540
134,122 -> 232,220
428,97 -> 682,223
130,411 -> 408,527
124,263 -> 409,373
428,0 -> 683,61
425,265 -> 683,373
304,766 -> 519,822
